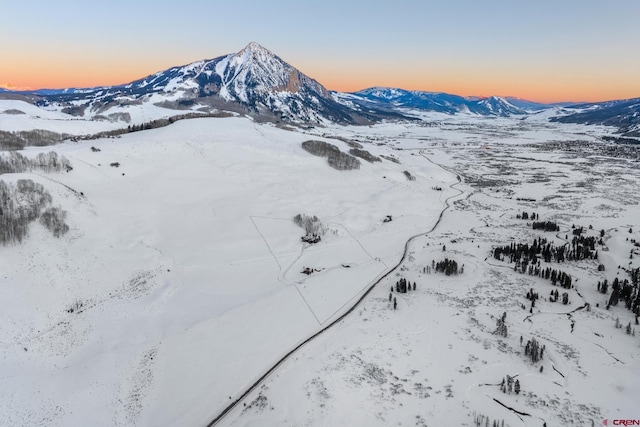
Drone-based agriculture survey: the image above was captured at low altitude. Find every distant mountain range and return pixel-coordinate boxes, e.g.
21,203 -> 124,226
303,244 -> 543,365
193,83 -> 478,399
1,42 -> 638,135
550,98 -> 640,138
337,88 -> 527,117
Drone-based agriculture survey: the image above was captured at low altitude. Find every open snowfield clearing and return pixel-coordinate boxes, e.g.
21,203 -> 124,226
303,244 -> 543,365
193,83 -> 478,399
0,111 -> 639,427
221,118 -> 640,427
0,116 -> 454,426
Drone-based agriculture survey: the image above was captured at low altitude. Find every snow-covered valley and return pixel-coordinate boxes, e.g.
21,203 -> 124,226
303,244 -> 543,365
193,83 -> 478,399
1,106 -> 639,427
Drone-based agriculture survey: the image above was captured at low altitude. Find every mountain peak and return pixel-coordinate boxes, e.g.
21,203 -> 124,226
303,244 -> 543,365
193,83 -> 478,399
236,42 -> 275,62
11,42 -> 405,125
241,41 -> 269,52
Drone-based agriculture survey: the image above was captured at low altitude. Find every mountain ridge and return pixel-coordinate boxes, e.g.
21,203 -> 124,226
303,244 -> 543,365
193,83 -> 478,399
339,87 -> 527,117
14,42 -> 411,125
550,97 -> 640,138
1,42 -> 639,130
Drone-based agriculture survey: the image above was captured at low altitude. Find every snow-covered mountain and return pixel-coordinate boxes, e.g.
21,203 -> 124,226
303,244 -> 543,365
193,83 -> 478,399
341,87 -> 527,117
504,97 -> 555,111
2,44 -> 537,127
19,43 -> 406,125
550,97 -> 640,138
3,42 -> 636,129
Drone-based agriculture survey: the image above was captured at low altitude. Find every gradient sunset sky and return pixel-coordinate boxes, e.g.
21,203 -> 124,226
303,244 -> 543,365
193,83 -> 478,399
1,0 -> 639,103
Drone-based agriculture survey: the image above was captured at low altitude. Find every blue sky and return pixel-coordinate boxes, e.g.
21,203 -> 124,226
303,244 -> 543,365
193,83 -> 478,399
1,0 -> 639,102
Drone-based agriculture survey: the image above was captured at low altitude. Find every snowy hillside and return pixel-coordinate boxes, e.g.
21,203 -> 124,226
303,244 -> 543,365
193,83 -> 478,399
0,116 -> 455,426
550,97 -> 640,138
1,111 -> 639,427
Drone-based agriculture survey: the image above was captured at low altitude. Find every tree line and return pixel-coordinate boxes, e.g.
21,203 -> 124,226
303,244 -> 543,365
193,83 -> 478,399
493,235 -> 598,265
301,140 -> 361,171
532,221 -> 560,232
392,277 -> 416,294
432,258 -> 463,275
0,179 -> 69,245
0,113 -> 234,150
601,273 -> 640,315
516,211 -> 538,220
0,129 -> 72,150
0,151 -> 72,174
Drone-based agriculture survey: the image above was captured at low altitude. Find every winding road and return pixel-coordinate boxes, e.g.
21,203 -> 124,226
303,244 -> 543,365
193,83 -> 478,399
206,149 -> 466,427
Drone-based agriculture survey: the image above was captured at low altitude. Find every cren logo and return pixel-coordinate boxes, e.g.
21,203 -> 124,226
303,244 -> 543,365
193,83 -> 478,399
611,420 -> 640,426
604,420 -> 608,426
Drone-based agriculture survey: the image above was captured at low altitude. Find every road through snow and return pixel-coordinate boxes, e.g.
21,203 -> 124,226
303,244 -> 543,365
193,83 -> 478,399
206,150 -> 468,427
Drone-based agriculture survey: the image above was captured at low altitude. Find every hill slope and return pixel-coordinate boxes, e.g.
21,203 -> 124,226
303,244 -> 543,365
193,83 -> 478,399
550,97 -> 640,138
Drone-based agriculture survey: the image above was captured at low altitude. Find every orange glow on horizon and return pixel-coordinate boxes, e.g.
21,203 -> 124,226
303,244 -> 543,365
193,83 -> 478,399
2,61 -> 638,105
321,79 -> 634,105
1,68 -> 154,91
317,68 -> 640,105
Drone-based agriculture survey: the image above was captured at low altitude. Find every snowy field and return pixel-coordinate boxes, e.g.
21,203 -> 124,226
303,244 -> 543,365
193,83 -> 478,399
1,106 -> 639,427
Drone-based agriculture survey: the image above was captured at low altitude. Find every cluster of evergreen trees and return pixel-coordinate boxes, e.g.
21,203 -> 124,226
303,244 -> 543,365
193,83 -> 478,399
596,269 -> 640,317
433,258 -> 462,275
473,412 -> 505,427
0,151 -> 72,174
123,113 -> 229,134
495,312 -> 508,337
392,277 -> 416,294
1,113 -> 235,150
494,236 -> 598,265
73,112 -> 233,141
520,264 -> 573,289
516,211 -> 538,220
597,279 -> 609,294
603,275 -> 640,315
548,269 -> 572,289
532,221 -> 560,232
618,319 -> 637,336
567,235 -> 598,260
499,375 -> 520,394
524,338 -> 545,364
548,288 -> 569,305
526,288 -> 539,304
493,236 -> 596,292
0,179 -> 69,245
389,276 -> 417,310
